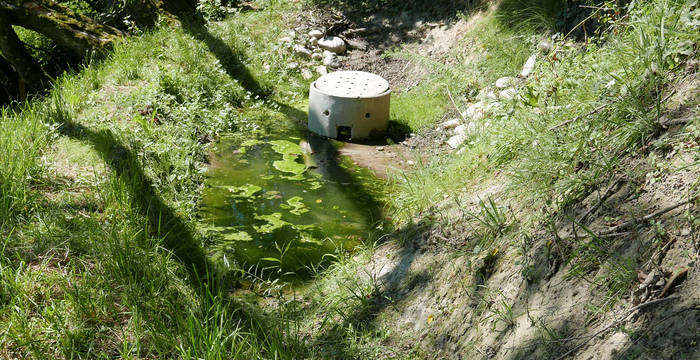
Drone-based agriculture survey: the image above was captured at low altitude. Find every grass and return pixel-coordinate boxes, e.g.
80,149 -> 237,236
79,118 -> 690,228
1,0 -> 698,358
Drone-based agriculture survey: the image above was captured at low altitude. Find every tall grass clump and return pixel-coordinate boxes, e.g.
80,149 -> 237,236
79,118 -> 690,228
0,105 -> 50,229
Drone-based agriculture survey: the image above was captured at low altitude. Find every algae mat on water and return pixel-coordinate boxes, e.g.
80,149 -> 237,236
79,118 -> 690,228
200,134 -> 383,277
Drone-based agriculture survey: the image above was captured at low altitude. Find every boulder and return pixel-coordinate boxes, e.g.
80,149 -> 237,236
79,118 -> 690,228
317,36 -> 346,54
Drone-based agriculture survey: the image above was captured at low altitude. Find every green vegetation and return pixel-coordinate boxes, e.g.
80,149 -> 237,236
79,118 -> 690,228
1,0 -> 698,358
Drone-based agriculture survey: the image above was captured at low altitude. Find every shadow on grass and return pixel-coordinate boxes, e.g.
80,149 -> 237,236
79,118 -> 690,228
54,119 -> 211,282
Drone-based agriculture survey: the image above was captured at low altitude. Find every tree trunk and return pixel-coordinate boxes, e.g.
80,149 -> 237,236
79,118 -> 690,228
0,54 -> 19,102
0,12 -> 48,91
158,0 -> 197,17
0,1 -> 124,56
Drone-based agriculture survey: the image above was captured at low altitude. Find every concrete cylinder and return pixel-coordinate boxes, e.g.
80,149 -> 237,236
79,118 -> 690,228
308,71 -> 391,140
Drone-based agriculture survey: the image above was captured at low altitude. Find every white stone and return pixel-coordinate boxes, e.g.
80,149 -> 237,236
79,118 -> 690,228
287,30 -> 296,37
308,29 -> 323,39
317,36 -> 346,54
301,68 -> 313,80
311,52 -> 323,61
439,119 -> 460,129
465,102 -> 486,121
323,53 -> 340,68
309,37 -> 319,46
447,134 -> 467,149
520,55 -> 537,78
455,122 -> 475,135
500,87 -> 518,100
286,62 -> 299,70
537,41 -> 553,53
279,36 -> 293,43
293,44 -> 312,58
407,160 -> 415,166
495,76 -> 516,89
315,65 -> 328,75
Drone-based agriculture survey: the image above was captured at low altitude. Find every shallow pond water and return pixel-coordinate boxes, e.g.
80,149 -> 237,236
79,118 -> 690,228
200,132 -> 383,278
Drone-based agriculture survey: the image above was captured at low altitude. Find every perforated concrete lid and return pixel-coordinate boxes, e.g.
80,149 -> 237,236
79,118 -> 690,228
314,71 -> 390,98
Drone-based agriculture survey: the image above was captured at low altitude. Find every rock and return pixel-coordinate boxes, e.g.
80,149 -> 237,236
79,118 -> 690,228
500,87 -> 518,100
495,76 -> 516,89
447,134 -> 467,149
346,38 -> 367,51
301,68 -> 313,80
323,52 -> 340,68
439,119 -> 460,129
287,30 -> 296,37
464,101 -> 489,121
286,62 -> 299,70
376,146 -> 384,151
455,122 -> 475,135
407,160 -> 415,166
537,41 -> 553,53
293,44 -> 312,58
279,36 -> 293,43
311,52 -> 323,61
309,37 -> 319,46
315,65 -> 328,75
317,36 -> 346,54
520,55 -> 537,78
308,29 -> 323,39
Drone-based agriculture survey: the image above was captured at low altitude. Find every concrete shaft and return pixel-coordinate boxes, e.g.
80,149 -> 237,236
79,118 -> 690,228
308,71 -> 391,140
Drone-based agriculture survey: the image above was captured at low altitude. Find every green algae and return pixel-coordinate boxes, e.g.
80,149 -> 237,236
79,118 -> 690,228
281,196 -> 309,215
201,134 -> 384,278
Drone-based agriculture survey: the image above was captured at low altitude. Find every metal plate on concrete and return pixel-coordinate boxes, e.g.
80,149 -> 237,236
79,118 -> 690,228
314,71 -> 389,98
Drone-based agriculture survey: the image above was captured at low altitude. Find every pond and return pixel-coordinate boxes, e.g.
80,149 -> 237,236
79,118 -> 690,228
200,131 -> 384,279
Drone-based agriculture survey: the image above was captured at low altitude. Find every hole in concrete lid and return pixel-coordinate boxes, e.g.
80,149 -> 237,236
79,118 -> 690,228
365,112 -> 371,118
323,110 -> 330,116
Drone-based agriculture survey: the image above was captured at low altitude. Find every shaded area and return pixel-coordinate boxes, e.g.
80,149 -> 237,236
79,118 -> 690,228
309,220 -> 434,358
52,112 -> 211,283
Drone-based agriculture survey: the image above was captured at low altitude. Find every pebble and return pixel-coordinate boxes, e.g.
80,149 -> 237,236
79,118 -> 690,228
520,55 -> 537,78
308,29 -> 323,39
293,44 -> 312,58
311,52 -> 323,61
376,146 -> 385,151
407,160 -> 415,165
279,36 -> 293,43
286,62 -> 299,70
317,36 -> 346,54
301,68 -> 313,80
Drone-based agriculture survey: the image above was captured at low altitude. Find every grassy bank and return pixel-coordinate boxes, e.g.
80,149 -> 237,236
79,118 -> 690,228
0,1 -> 319,358
1,0 -> 698,358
